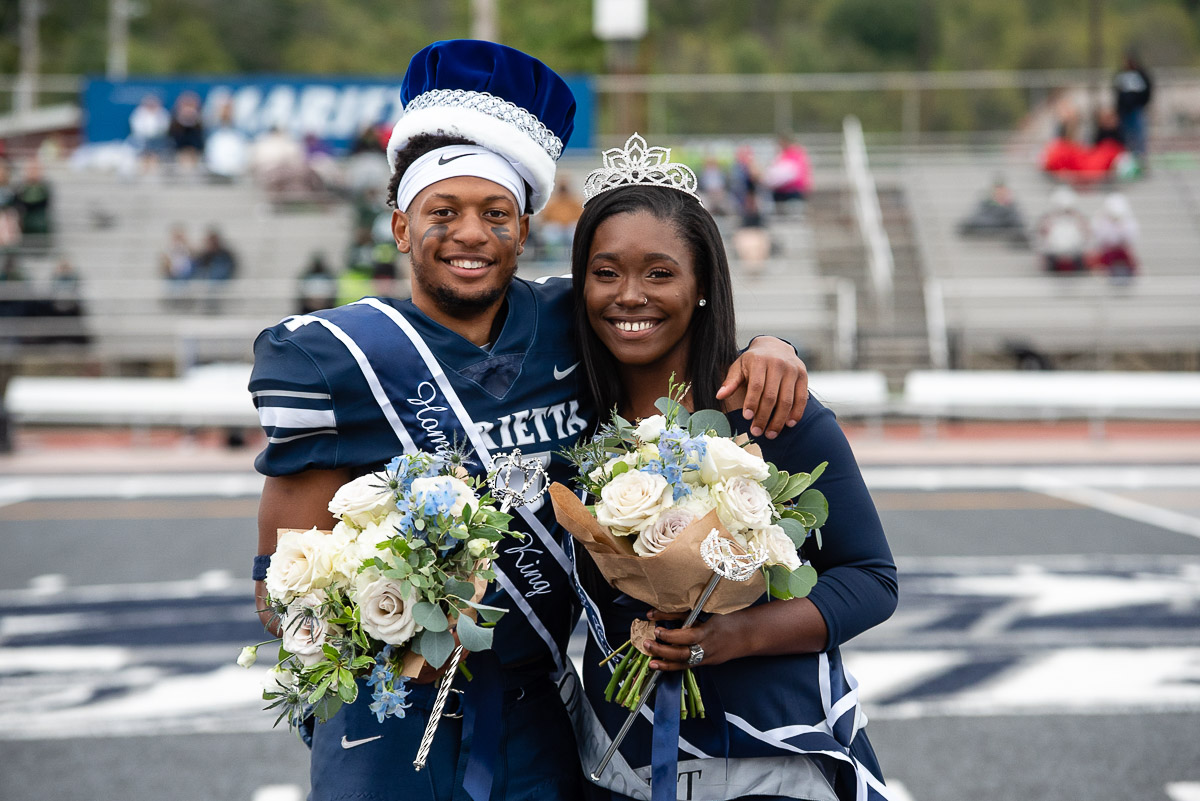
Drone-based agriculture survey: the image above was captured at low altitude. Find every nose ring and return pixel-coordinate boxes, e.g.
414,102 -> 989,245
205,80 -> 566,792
640,296 -> 648,306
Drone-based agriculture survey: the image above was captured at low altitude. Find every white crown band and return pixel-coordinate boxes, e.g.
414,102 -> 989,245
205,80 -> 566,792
402,89 -> 564,161
582,133 -> 701,205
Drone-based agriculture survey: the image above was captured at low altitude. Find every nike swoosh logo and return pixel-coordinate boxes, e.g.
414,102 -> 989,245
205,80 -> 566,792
341,734 -> 382,749
553,362 -> 579,380
438,153 -> 473,165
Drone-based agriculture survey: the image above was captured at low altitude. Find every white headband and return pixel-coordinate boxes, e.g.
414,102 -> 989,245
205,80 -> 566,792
395,145 -> 529,214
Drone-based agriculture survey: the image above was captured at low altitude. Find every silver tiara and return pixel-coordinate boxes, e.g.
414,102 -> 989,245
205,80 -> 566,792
582,133 -> 701,205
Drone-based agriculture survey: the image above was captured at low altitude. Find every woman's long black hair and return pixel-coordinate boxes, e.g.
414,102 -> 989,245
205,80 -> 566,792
570,184 -> 737,421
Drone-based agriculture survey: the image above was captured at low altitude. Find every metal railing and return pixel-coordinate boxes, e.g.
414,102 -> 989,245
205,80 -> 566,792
842,116 -> 894,307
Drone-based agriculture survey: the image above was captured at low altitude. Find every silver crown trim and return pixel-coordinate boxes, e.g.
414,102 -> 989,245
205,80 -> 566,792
582,133 -> 701,205
402,89 -> 564,161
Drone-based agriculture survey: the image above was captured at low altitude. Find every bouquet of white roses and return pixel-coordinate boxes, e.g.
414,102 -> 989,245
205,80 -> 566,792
551,385 -> 828,718
239,450 -> 518,732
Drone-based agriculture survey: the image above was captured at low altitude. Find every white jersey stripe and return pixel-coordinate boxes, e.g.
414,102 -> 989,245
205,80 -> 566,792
282,314 -> 418,455
256,406 -> 336,429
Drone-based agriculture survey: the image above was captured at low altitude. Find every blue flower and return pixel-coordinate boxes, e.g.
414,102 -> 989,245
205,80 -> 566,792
368,677 -> 412,723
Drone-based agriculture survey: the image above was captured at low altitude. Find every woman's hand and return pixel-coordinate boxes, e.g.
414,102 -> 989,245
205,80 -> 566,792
638,609 -> 750,672
638,596 -> 829,670
718,337 -> 808,439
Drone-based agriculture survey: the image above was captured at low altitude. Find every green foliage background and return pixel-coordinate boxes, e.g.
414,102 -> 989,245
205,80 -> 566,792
2,0 -> 1197,132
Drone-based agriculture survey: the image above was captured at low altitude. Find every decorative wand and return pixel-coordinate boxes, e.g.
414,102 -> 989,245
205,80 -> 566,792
413,449 -> 548,771
589,529 -> 768,781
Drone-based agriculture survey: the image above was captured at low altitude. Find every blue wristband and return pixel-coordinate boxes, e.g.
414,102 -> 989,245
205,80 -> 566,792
251,554 -> 272,582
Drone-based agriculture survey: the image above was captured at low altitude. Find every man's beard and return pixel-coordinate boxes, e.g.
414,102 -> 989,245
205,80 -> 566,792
411,258 -> 515,318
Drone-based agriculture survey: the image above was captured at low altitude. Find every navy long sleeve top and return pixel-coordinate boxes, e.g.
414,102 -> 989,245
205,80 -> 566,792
726,393 -> 897,650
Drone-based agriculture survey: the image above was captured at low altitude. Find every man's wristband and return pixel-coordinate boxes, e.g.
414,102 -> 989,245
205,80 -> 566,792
252,554 -> 272,582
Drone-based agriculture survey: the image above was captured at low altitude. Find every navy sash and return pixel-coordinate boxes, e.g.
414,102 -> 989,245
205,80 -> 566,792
285,300 -> 580,801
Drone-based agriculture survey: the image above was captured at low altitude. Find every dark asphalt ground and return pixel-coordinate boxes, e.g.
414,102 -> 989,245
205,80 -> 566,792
2,474 -> 1198,801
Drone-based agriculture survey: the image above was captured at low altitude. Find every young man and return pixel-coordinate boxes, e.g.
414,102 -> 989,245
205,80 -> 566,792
249,40 -> 808,801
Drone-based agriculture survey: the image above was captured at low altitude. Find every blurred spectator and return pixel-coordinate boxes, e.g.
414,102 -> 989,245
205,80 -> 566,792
128,94 -> 172,172
47,260 -> 88,343
731,192 -> 771,275
0,160 -> 20,251
0,252 -> 28,322
15,159 -> 53,241
535,178 -> 583,261
345,125 -> 391,197
204,100 -> 250,182
298,253 -> 338,314
303,131 -> 342,190
250,126 -> 312,195
1036,187 -> 1089,273
1090,192 -> 1139,280
698,155 -> 732,215
161,225 -> 195,282
1041,106 -> 1129,184
729,145 -> 762,220
168,92 -> 206,176
957,176 -> 1027,244
194,227 -> 238,281
1114,51 -> 1153,168
764,135 -> 811,207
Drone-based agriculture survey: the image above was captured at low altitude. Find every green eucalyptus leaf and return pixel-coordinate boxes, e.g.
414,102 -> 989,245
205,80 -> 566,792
777,517 -> 809,549
610,461 -> 630,478
444,578 -> 476,600
416,628 -> 456,670
456,615 -> 494,652
787,564 -> 819,598
464,600 -> 508,623
413,601 -> 449,632
782,508 -> 818,529
312,694 -> 343,723
688,409 -> 731,438
766,565 -> 796,600
792,489 -> 829,529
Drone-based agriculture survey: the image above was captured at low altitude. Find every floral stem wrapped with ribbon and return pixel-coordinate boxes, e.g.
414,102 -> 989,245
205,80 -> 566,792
238,449 -> 520,732
552,380 -> 829,717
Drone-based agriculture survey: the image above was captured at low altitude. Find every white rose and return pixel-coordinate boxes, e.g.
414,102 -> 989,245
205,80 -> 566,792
352,512 -> 403,563
699,437 -> 771,485
237,645 -> 258,668
595,470 -> 673,536
633,507 -> 696,557
328,472 -> 395,528
748,524 -> 802,570
677,485 -> 716,519
353,573 -> 420,646
634,414 -> 667,442
262,665 -> 297,695
589,452 -> 641,484
280,593 -> 339,667
266,527 -> 341,603
712,476 -> 774,533
410,475 -> 479,518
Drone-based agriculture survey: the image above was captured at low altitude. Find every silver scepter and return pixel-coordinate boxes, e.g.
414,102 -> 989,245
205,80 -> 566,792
589,529 -> 767,782
413,449 -> 548,771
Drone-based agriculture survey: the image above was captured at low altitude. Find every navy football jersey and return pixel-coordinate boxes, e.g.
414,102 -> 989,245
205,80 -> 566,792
249,276 -> 592,667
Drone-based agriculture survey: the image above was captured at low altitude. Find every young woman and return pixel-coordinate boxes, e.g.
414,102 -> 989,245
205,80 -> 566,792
568,138 -> 899,801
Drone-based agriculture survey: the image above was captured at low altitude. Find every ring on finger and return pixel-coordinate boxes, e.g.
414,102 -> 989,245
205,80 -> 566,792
687,643 -> 705,667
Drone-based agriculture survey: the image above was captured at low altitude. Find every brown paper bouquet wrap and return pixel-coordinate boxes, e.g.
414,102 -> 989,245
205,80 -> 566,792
550,484 -> 766,614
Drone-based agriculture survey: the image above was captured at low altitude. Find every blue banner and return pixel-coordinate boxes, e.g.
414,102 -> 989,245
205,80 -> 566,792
83,75 -> 594,153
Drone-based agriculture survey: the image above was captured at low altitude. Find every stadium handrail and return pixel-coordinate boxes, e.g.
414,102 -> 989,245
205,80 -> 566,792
842,115 -> 894,304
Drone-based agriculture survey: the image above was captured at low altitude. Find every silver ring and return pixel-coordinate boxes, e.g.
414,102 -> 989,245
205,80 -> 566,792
686,643 -> 704,667
640,296 -> 649,306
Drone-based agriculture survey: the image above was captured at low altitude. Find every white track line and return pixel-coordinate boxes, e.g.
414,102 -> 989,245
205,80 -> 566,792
1028,473 -> 1200,541
1167,782 -> 1200,801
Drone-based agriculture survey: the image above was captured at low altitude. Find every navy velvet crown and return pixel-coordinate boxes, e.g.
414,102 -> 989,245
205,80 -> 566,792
402,39 -> 576,150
